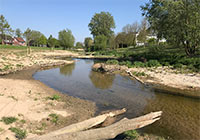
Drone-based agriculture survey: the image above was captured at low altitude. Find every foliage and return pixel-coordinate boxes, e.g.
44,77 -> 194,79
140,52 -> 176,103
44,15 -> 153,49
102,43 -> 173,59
47,35 -> 58,49
1,117 -> 17,124
9,127 -> 27,139
123,130 -> 140,140
15,28 -> 22,38
49,113 -> 59,124
47,94 -> 61,101
141,0 -> 200,56
88,11 -> 115,39
58,29 -> 75,50
146,60 -> 161,67
106,60 -> 119,65
94,35 -> 107,51
23,28 -> 32,46
84,37 -> 93,52
39,35 -> 47,46
137,18 -> 149,43
0,15 -> 11,42
76,42 -> 83,48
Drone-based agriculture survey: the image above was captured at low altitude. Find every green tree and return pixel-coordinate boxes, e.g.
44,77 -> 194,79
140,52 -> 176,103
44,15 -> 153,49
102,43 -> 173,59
88,12 -> 115,39
0,15 -> 11,44
141,0 -> 200,56
137,19 -> 149,43
84,37 -> 93,51
94,35 -> 107,51
15,28 -> 22,38
76,42 -> 83,48
47,35 -> 57,50
39,35 -> 47,47
58,29 -> 75,50
23,28 -> 32,46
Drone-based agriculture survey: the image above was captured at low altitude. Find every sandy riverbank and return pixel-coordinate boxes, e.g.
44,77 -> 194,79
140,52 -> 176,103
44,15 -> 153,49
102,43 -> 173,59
0,50 -> 96,140
92,63 -> 200,98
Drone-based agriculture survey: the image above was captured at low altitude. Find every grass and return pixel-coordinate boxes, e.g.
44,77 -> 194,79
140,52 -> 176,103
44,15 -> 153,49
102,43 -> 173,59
123,130 -> 140,140
8,95 -> 18,101
100,44 -> 200,72
0,44 -> 62,51
47,94 -> 61,101
9,127 -> 27,139
0,127 -> 4,133
1,116 -> 18,124
49,113 -> 59,124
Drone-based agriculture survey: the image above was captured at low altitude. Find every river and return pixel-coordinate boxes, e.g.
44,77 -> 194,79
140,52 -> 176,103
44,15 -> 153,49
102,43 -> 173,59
33,59 -> 200,140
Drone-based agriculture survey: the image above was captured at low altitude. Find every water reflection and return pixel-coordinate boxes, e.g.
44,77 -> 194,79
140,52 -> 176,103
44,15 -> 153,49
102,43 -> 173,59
60,63 -> 75,76
33,59 -> 200,140
142,92 -> 200,140
89,71 -> 115,89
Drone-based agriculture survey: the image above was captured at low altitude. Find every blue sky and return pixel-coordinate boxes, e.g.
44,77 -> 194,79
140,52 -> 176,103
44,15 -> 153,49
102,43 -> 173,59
0,0 -> 148,42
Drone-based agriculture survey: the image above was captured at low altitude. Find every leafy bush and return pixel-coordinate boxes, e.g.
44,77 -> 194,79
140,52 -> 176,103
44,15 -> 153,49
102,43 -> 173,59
106,60 -> 119,65
173,63 -> 183,69
133,61 -> 145,68
9,127 -> 27,139
47,94 -> 60,101
146,60 -> 161,67
49,113 -> 59,124
2,117 -> 18,124
123,130 -> 140,140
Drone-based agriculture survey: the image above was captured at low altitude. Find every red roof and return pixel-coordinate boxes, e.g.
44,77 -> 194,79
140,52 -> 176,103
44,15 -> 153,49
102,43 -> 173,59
15,37 -> 25,42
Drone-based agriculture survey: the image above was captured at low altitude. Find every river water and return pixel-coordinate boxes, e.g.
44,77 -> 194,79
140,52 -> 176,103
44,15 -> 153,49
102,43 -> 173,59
33,59 -> 200,140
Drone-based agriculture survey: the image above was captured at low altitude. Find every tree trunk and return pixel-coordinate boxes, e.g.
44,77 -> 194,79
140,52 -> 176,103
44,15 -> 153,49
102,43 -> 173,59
28,111 -> 162,140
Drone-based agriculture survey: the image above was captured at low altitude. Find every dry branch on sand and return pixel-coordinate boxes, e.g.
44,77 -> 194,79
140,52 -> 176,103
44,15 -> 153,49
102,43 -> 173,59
28,109 -> 162,140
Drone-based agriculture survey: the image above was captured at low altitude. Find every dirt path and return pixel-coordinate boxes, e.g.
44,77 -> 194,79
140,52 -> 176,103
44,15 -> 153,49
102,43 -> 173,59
0,50 -> 96,140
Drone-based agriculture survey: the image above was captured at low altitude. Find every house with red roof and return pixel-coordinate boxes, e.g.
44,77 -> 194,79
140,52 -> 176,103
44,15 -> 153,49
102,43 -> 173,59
13,37 -> 26,46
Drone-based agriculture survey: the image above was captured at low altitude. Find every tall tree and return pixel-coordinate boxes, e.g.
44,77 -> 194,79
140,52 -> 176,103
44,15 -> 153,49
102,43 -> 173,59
47,35 -> 57,50
141,0 -> 200,56
94,35 -> 107,51
23,28 -> 32,46
84,37 -> 93,51
58,29 -> 75,50
39,35 -> 47,47
15,28 -> 22,38
0,15 -> 11,44
88,12 -> 115,39
137,18 -> 149,43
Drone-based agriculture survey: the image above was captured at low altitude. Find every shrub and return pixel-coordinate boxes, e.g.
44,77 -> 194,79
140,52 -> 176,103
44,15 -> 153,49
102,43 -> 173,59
123,130 -> 140,140
133,61 -> 145,68
146,60 -> 161,67
49,113 -> 59,124
47,94 -> 60,101
9,127 -> 27,139
2,117 -> 18,124
106,60 -> 119,65
173,63 -> 183,69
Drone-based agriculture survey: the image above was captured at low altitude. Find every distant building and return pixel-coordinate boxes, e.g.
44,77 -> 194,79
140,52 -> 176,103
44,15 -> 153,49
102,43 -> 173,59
136,32 -> 166,47
13,37 -> 26,46
0,35 -> 26,46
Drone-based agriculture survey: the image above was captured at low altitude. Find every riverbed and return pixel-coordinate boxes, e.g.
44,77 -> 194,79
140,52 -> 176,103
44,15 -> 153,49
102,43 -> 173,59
33,59 -> 200,140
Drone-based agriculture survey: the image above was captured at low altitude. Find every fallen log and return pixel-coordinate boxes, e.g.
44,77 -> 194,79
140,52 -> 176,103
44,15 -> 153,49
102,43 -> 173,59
126,70 -> 146,84
27,111 -> 162,140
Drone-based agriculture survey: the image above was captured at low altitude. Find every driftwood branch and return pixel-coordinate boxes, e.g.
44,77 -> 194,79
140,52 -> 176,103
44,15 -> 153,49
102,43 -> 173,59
27,110 -> 162,140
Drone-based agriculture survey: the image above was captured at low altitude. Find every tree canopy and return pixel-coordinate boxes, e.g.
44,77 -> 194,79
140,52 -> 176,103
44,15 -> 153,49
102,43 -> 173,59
88,12 -> 115,39
0,15 -> 11,44
141,0 -> 200,56
58,29 -> 75,50
15,28 -> 22,38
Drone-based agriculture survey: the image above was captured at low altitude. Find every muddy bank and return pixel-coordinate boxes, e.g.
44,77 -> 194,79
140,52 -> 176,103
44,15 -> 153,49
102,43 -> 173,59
92,63 -> 200,98
0,52 -> 96,140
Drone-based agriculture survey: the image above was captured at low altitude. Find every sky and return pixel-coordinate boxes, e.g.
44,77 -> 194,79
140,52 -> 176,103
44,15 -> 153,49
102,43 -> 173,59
0,0 -> 149,42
